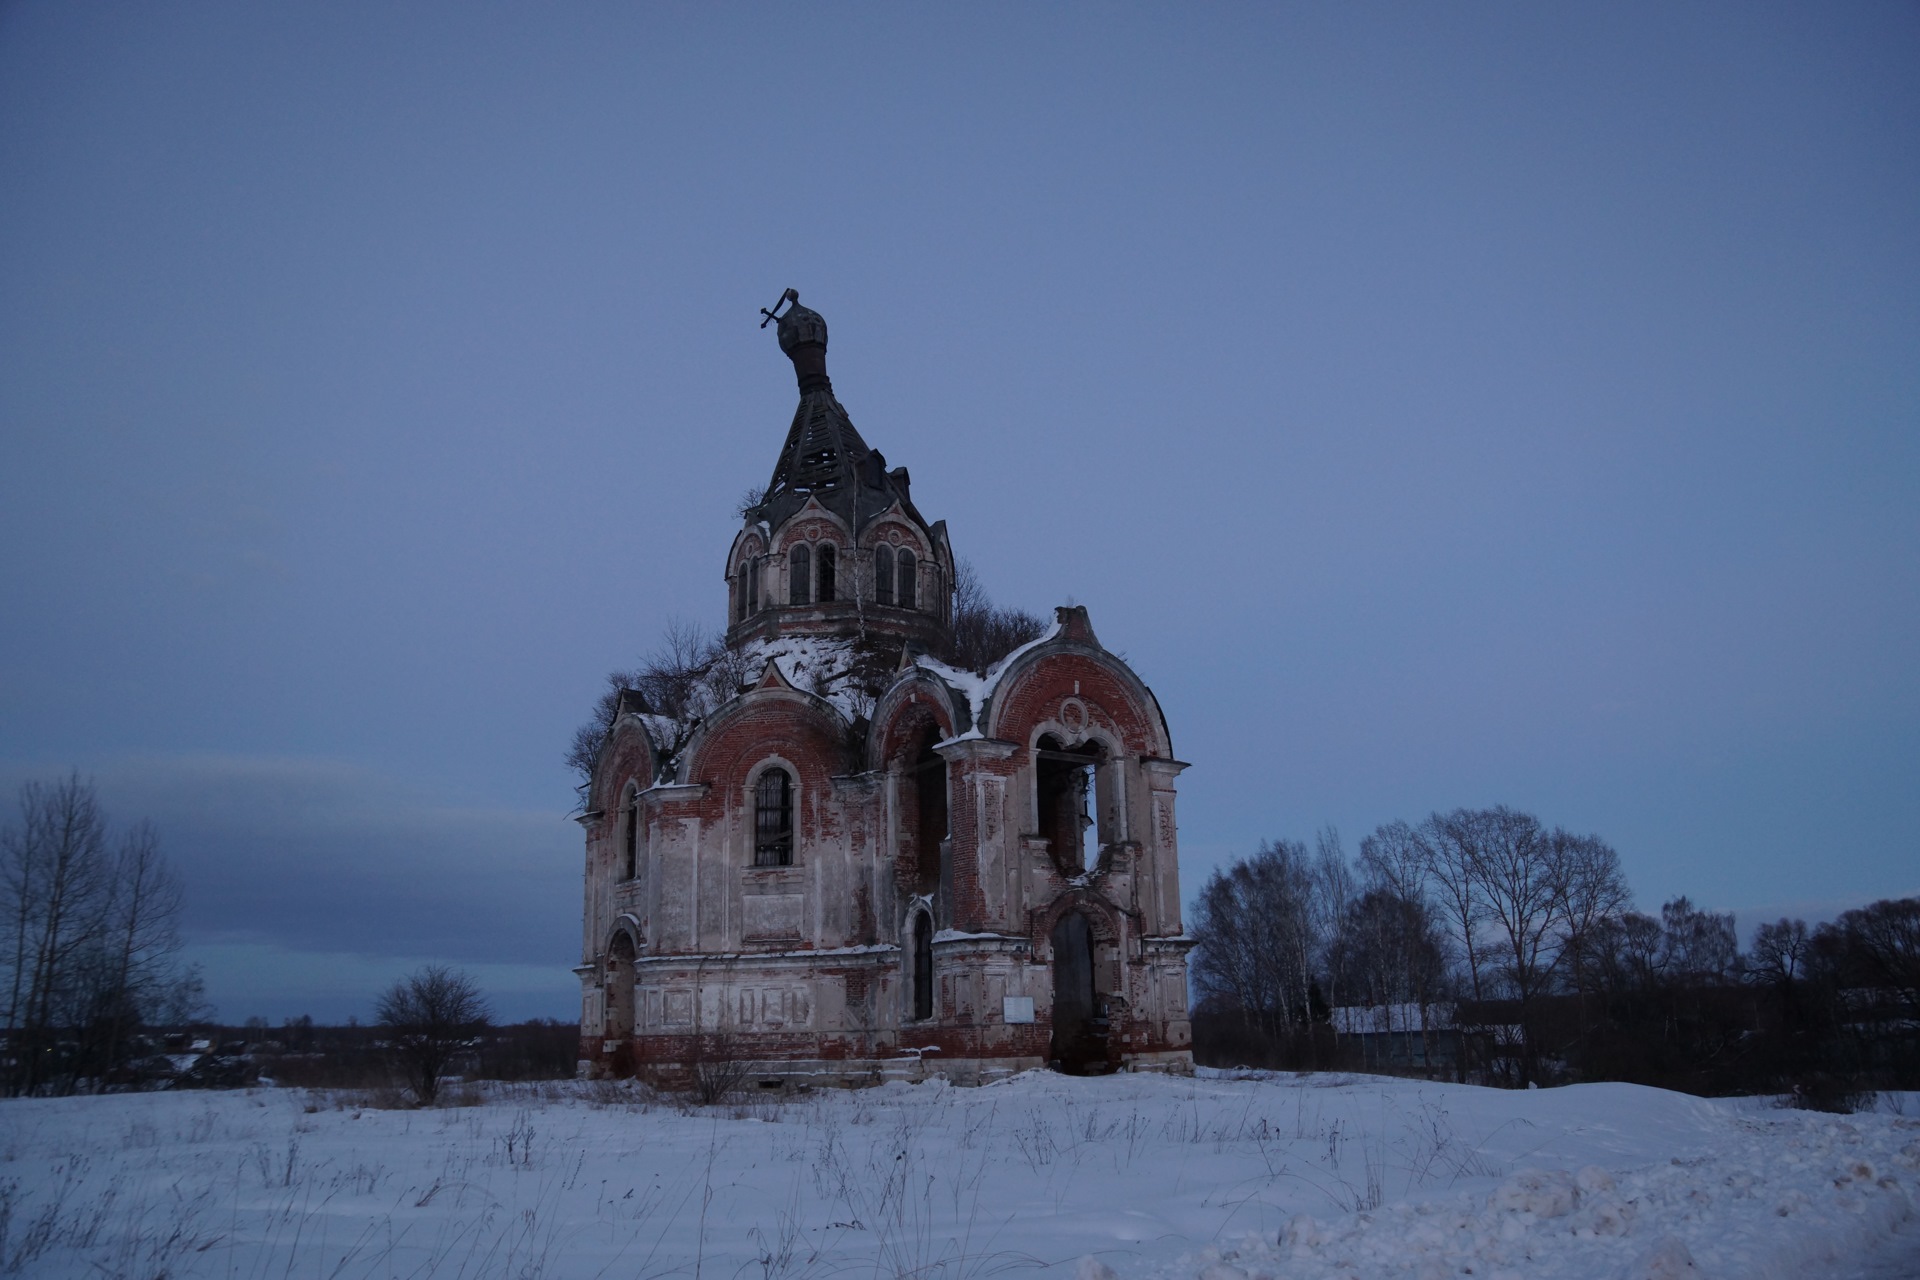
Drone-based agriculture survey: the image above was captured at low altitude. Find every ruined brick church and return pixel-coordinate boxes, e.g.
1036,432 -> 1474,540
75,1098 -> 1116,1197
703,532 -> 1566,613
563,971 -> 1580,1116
576,292 -> 1193,1085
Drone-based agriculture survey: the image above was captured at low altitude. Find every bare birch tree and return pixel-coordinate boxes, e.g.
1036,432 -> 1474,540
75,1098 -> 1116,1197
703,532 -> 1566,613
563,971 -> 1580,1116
1419,810 -> 1492,1002
1190,839 -> 1325,1052
0,776 -> 198,1095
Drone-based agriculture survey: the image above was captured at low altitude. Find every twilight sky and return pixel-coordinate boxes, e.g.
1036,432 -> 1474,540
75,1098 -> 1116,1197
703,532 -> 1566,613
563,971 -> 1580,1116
2,3 -> 1915,1022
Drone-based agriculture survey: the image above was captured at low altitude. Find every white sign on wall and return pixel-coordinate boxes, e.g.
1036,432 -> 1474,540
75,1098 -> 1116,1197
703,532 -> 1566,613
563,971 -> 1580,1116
1002,996 -> 1036,1024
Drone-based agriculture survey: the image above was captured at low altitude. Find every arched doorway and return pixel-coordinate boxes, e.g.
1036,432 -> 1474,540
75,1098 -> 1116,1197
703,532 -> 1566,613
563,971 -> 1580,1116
1049,912 -> 1107,1073
605,931 -> 636,1077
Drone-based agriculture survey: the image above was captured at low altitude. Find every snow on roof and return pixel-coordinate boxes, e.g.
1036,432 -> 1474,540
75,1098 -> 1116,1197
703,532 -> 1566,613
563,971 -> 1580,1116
916,617 -> 1063,742
929,929 -> 1024,945
740,633 -> 870,723
629,634 -> 875,785
1331,1003 -> 1458,1035
636,714 -> 682,748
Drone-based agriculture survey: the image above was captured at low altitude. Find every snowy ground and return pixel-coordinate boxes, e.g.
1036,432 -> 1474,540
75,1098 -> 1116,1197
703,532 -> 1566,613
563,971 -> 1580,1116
0,1070 -> 1915,1279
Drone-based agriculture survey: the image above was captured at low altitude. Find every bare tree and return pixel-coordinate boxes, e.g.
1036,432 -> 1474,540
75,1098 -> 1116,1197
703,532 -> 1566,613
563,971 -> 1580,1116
1190,839 -> 1327,1056
1547,829 -> 1630,999
1463,807 -> 1567,1081
1328,885 -> 1451,1071
1746,916 -> 1810,1027
5,777 -> 112,1095
566,619 -> 752,786
1353,822 -> 1455,1072
375,965 -> 492,1104
73,822 -> 202,1087
1311,827 -> 1356,1015
1589,910 -> 1666,993
1747,918 -> 1809,987
1,776 -> 199,1095
1419,810 -> 1492,1002
943,560 -> 1048,676
1358,820 -> 1429,905
1823,898 -> 1919,1005
1659,896 -> 1738,983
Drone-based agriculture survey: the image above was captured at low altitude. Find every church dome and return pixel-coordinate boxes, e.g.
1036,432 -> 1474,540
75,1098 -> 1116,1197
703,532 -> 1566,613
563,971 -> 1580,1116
775,298 -> 828,357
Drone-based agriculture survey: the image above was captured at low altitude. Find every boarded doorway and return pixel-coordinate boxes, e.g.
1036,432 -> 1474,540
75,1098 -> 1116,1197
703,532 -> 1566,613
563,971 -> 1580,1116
1049,912 -> 1107,1073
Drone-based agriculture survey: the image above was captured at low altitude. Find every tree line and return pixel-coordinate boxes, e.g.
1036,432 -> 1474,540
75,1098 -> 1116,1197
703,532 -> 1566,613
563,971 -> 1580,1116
1189,805 -> 1919,1106
0,777 -> 513,1103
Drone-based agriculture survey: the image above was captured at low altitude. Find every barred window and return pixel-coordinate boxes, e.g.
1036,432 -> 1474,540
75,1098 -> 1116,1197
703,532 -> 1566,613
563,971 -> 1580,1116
753,768 -> 794,867
874,545 -> 895,606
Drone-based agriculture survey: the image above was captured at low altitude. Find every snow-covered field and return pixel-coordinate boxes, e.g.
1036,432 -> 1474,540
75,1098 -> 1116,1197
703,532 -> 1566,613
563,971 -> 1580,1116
1,1070 -> 1915,1279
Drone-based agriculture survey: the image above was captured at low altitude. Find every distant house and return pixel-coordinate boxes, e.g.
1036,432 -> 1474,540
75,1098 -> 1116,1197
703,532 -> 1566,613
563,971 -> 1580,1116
1331,1002 -> 1460,1073
574,294 -> 1195,1086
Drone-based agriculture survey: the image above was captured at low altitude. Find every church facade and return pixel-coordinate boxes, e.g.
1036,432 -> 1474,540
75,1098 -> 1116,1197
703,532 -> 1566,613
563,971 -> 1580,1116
575,293 -> 1193,1086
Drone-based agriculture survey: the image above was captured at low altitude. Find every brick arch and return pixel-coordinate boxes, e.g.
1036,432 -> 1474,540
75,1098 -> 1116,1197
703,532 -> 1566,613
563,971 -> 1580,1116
1031,889 -> 1126,957
986,648 -> 1172,761
589,717 -> 659,822
868,677 -> 959,772
681,685 -> 849,785
727,532 -> 767,577
857,515 -> 930,559
725,521 -> 769,570
607,913 -> 644,957
771,506 -> 852,555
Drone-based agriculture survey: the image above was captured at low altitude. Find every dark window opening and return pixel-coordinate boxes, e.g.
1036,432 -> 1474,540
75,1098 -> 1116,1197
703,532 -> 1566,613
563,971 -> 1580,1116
817,544 -> 836,603
747,558 -> 759,614
912,912 -> 934,1021
788,545 -> 810,606
622,795 -> 639,881
1035,734 -> 1104,876
897,549 -> 917,611
754,768 -> 794,867
734,568 -> 748,622
874,545 -> 895,606
910,726 -> 947,893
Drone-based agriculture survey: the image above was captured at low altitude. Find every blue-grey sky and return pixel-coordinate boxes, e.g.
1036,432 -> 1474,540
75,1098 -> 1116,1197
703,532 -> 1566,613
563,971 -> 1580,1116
2,4 -> 1915,1022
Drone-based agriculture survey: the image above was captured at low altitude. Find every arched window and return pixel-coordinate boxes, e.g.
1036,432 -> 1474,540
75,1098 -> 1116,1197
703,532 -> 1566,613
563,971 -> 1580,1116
912,912 -> 934,1020
1035,734 -> 1106,875
817,544 -> 836,603
788,545 -> 810,606
746,557 -> 759,614
910,724 -> 947,893
734,567 -> 748,622
874,545 -> 894,606
622,789 -> 640,881
897,549 -> 917,611
753,767 -> 794,867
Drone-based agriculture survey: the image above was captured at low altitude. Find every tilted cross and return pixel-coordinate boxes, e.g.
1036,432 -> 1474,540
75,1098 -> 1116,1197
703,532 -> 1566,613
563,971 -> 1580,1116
759,288 -> 799,328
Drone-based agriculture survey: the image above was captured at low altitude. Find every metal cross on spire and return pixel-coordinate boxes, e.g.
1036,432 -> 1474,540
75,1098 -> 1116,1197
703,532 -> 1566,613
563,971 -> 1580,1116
759,288 -> 799,328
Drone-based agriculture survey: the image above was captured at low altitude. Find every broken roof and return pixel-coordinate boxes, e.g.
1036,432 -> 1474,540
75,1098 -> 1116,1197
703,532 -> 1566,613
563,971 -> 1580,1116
751,292 -> 931,537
